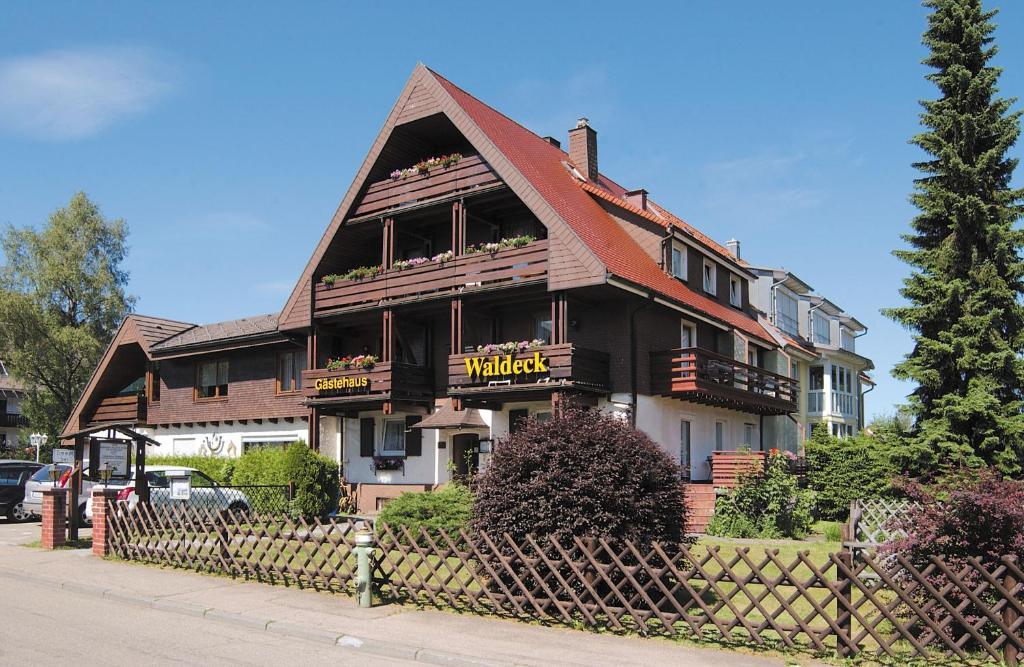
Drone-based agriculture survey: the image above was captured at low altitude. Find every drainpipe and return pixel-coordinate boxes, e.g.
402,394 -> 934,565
859,381 -> 875,433
629,296 -> 655,427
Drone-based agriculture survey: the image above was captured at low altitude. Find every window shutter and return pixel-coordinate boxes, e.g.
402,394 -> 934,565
359,418 -> 374,457
405,416 -> 422,457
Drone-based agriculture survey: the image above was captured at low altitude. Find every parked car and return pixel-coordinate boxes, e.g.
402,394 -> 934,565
22,464 -> 97,526
0,461 -> 44,522
85,467 -> 252,520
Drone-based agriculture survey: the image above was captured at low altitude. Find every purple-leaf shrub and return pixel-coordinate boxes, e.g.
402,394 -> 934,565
882,468 -> 1024,639
473,405 -> 688,547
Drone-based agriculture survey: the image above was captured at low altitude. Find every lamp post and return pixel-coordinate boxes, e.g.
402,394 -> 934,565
30,434 -> 42,464
48,462 -> 61,485
99,463 -> 112,488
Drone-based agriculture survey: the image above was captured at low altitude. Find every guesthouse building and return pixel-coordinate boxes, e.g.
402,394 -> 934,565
66,65 -> 872,521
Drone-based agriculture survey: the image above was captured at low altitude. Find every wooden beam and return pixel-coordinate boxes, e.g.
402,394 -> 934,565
268,417 -> 278,424
283,417 -> 294,423
239,419 -> 248,425
253,418 -> 263,425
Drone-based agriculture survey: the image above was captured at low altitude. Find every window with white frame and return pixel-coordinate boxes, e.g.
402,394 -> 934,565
840,327 -> 856,352
671,244 -> 687,280
729,275 -> 742,307
381,419 -> 406,454
703,259 -> 717,294
680,420 -> 692,477
812,311 -> 832,345
774,289 -> 799,336
743,423 -> 756,449
714,421 -> 726,451
680,320 -> 696,348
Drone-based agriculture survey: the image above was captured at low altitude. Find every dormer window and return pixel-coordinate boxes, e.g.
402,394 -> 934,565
702,259 -> 716,295
729,275 -> 741,308
774,290 -> 799,337
812,312 -> 832,345
670,244 -> 687,280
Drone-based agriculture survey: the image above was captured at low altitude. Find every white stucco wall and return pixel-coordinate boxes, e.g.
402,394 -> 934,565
142,422 -> 307,458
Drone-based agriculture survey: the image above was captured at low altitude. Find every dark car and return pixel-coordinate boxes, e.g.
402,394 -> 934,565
0,461 -> 44,522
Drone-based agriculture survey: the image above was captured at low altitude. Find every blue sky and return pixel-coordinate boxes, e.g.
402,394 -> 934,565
1,2 -> 1022,420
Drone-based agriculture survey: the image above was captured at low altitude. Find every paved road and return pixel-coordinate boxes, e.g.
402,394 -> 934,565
1,576 -> 412,666
0,520 -> 788,667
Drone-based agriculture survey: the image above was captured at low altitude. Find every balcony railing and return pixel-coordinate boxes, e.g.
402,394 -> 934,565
351,154 -> 502,219
89,394 -> 147,425
447,343 -> 609,397
314,240 -> 549,315
0,412 -> 29,428
301,362 -> 433,405
651,347 -> 798,415
832,391 -> 857,417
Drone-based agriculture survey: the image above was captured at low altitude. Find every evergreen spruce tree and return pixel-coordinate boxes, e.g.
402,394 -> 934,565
885,0 -> 1024,474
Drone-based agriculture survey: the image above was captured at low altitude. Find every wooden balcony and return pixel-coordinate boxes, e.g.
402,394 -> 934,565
301,362 -> 433,408
314,240 -> 548,315
448,343 -> 609,401
651,347 -> 798,415
0,412 -> 29,428
351,154 -> 502,219
88,394 -> 147,425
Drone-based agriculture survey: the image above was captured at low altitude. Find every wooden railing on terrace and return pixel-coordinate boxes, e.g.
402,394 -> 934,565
448,343 -> 609,395
88,394 -> 147,425
651,347 -> 798,415
301,362 -> 433,404
314,240 -> 548,314
351,154 -> 502,219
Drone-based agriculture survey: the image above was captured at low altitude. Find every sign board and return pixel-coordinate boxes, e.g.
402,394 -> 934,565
464,351 -> 549,382
97,440 -> 131,478
52,448 -> 75,465
314,376 -> 371,394
169,474 -> 192,501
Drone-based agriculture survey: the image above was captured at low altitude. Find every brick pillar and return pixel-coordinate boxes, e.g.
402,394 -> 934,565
41,489 -> 66,549
91,488 -> 117,558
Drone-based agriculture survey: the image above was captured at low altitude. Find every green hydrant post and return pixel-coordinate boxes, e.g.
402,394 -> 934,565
354,531 -> 374,608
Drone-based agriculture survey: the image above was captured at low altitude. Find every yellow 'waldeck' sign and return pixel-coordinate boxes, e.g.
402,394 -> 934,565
314,376 -> 370,392
464,352 -> 548,381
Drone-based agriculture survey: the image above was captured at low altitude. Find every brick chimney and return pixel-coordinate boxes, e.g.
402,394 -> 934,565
568,118 -> 598,182
726,238 -> 741,259
624,188 -> 648,211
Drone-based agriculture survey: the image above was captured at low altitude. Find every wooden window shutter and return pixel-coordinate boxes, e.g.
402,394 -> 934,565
405,416 -> 422,457
360,418 -> 375,457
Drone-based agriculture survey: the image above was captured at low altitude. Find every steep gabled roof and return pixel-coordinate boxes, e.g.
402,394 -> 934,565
278,65 -> 775,344
62,314 -> 194,437
431,69 -> 774,343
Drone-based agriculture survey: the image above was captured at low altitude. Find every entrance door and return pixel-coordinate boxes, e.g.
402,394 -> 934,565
451,433 -> 479,478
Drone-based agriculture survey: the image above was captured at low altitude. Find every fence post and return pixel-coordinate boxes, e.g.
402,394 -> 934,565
287,480 -> 295,502
1005,557 -> 1019,667
354,531 -> 375,608
91,488 -> 117,558
40,488 -> 67,549
836,543 -> 855,657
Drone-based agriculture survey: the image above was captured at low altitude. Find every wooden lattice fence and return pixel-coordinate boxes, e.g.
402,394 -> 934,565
107,501 -> 1024,664
849,499 -> 921,546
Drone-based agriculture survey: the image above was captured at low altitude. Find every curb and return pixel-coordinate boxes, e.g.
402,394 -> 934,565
0,567 -> 528,667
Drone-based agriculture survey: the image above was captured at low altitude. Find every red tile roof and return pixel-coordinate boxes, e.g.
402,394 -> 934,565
431,70 -> 774,345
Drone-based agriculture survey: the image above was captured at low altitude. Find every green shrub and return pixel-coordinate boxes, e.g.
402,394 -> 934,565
231,442 -> 339,519
145,454 -> 235,484
805,425 -> 900,520
707,451 -> 815,539
376,484 -> 473,540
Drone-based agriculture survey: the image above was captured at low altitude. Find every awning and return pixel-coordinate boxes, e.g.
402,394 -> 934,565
413,399 -> 488,430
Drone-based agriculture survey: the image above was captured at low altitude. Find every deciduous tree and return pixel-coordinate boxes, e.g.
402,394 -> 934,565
0,192 -> 134,443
